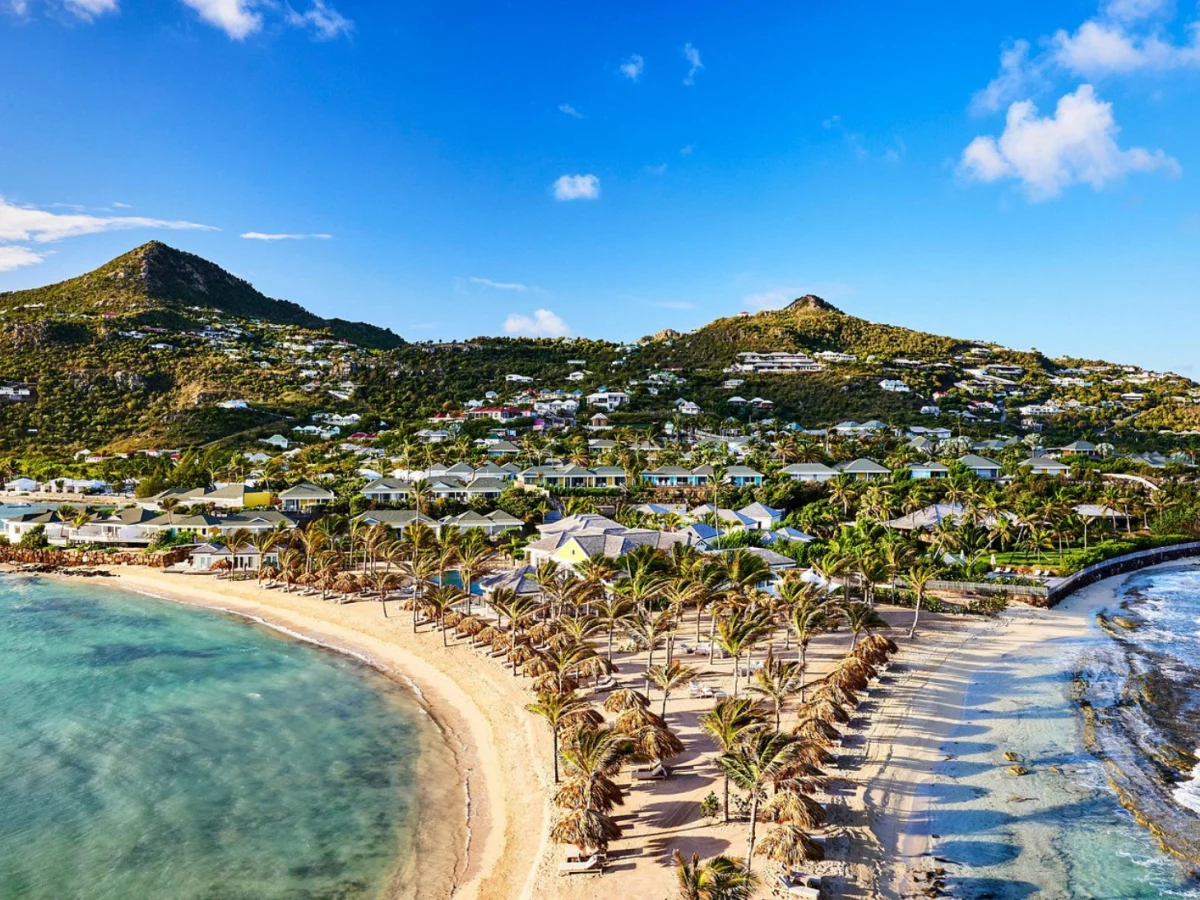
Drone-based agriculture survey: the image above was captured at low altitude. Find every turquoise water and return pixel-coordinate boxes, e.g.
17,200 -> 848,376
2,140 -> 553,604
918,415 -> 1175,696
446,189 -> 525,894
0,574 -> 436,899
923,567 -> 1200,899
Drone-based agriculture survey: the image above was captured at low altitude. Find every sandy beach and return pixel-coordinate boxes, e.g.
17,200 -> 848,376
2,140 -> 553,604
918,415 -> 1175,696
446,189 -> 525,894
32,562 -> 1183,900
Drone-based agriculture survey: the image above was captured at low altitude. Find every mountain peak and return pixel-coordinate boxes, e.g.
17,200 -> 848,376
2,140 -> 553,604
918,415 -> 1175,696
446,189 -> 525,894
2,242 -> 405,350
784,295 -> 842,314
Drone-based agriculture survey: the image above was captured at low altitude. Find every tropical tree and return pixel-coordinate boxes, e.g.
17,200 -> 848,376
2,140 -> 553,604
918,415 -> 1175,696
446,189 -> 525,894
718,730 -> 803,870
906,564 -> 936,639
526,691 -> 597,783
672,850 -> 759,900
699,697 -> 769,823
747,650 -> 806,730
841,601 -> 889,649
647,659 -> 700,717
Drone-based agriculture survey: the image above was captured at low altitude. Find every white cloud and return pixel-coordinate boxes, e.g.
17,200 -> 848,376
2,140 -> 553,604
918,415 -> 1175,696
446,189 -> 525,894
240,231 -> 332,240
9,0 -> 29,14
552,173 -> 600,201
468,276 -> 528,291
680,144 -> 694,156
619,54 -> 644,81
1105,0 -> 1170,22
179,0 -> 261,39
644,163 -> 668,175
558,103 -> 583,119
974,2 -> 1200,110
64,0 -> 117,19
683,42 -> 703,85
0,195 -> 216,242
0,245 -> 46,272
503,308 -> 571,338
971,40 -> 1039,114
1051,19 -> 1200,75
959,84 -> 1179,200
654,300 -> 694,310
283,0 -> 351,40
111,201 -> 132,208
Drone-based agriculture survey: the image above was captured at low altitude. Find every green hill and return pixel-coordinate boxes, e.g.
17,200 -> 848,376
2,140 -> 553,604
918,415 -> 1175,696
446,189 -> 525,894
0,247 -> 1195,458
0,244 -> 400,454
0,242 -> 404,350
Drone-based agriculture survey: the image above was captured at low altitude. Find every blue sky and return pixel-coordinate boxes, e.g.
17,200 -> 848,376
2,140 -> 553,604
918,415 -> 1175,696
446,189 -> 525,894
1,0 -> 1198,373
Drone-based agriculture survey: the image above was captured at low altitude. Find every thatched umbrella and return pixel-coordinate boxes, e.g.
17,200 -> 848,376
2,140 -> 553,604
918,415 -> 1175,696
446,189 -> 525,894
838,657 -> 878,681
793,718 -> 841,747
631,724 -> 685,764
528,621 -> 560,644
456,615 -> 485,637
852,643 -> 889,667
862,634 -> 898,655
553,775 -> 625,813
550,808 -> 622,854
615,706 -> 667,733
760,790 -> 827,829
825,667 -> 869,694
475,625 -> 500,645
491,632 -> 513,653
603,688 -> 650,714
792,741 -> 837,769
546,631 -> 577,651
534,672 -> 579,693
805,698 -> 850,725
811,682 -> 859,709
754,822 -> 825,868
508,645 -> 536,668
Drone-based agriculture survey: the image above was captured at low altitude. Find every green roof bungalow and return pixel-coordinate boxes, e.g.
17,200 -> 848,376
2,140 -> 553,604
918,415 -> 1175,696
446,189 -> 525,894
958,454 -> 1003,480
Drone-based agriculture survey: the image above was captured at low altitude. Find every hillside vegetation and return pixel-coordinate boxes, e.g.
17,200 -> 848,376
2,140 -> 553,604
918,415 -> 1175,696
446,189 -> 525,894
0,246 -> 1196,456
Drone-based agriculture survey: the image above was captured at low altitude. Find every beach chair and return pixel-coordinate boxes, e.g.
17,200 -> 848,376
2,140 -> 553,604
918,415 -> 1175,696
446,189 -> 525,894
778,868 -> 821,898
689,681 -> 712,699
631,762 -> 670,780
592,676 -> 618,693
558,854 -> 604,875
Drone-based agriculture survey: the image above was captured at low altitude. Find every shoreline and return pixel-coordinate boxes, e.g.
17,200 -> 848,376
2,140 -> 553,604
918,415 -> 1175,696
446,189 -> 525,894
855,559 -> 1199,898
59,566 -> 548,900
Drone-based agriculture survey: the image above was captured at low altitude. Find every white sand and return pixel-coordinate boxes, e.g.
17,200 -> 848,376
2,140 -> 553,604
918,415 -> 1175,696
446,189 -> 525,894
43,563 -> 1167,899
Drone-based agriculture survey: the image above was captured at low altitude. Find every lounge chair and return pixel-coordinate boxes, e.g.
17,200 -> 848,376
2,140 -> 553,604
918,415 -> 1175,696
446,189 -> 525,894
592,676 -> 618,693
631,763 -> 670,780
689,681 -> 713,699
778,869 -> 821,898
558,854 -> 603,875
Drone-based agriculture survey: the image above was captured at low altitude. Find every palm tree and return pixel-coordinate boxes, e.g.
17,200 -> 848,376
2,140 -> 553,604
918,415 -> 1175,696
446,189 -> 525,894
714,608 -> 773,698
223,528 -> 254,572
672,851 -> 759,900
594,595 -> 635,662
906,563 -> 936,639
647,659 -> 699,717
556,723 -> 627,815
369,569 -> 399,617
747,650 -> 806,730
457,542 -> 493,616
626,609 -> 674,692
699,697 -> 769,823
718,729 -> 803,871
841,601 -> 888,649
526,691 -> 595,783
785,588 -> 828,700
